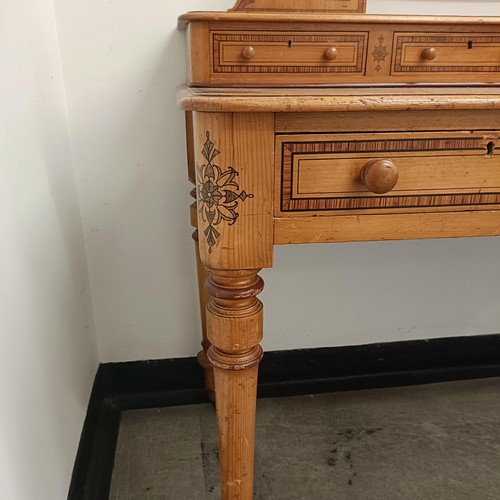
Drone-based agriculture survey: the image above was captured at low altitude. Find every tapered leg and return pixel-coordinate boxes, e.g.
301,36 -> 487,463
192,228 -> 215,399
206,269 -> 264,500
186,110 -> 215,397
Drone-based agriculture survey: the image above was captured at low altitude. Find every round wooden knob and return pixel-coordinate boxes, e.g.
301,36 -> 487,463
361,159 -> 399,194
241,46 -> 255,60
421,47 -> 437,61
324,47 -> 338,61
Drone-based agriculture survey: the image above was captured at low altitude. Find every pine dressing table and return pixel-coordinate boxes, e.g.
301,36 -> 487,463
177,1 -> 500,498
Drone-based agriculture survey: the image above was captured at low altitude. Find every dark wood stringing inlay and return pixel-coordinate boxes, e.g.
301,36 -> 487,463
393,34 -> 500,73
213,32 -> 367,74
280,137 -> 500,212
197,132 -> 254,252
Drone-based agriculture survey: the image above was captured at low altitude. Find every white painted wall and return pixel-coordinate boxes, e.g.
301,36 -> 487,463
54,0 -> 500,362
0,0 -> 98,499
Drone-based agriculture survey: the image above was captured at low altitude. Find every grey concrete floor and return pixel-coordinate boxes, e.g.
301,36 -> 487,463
110,378 -> 500,499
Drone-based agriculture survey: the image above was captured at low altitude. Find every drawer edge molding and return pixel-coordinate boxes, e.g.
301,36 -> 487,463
177,86 -> 500,113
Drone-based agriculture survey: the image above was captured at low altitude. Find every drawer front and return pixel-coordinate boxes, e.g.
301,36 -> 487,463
392,32 -> 500,75
211,31 -> 368,82
186,21 -> 500,86
276,132 -> 500,215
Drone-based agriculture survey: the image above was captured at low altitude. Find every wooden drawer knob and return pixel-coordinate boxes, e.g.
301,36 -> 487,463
421,47 -> 437,61
361,159 -> 399,194
324,47 -> 338,61
241,46 -> 255,60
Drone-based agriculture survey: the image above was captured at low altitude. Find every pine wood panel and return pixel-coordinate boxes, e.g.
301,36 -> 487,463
230,0 -> 366,13
293,155 -> 500,196
274,211 -> 500,244
186,22 -> 210,86
191,112 -> 274,270
275,110 -> 500,133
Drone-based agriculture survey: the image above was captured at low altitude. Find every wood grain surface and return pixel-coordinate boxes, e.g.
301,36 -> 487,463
276,131 -> 500,215
182,16 -> 500,85
192,112 -> 274,271
178,86 -> 500,113
206,270 -> 264,500
230,0 -> 366,13
274,211 -> 500,244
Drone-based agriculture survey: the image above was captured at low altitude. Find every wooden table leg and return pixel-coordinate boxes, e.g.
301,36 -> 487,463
186,111 -> 215,398
206,269 -> 264,500
193,221 -> 215,403
193,228 -> 215,399
190,111 -> 273,498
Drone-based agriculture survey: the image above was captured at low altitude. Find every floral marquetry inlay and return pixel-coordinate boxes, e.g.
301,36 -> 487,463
372,35 -> 388,72
196,131 -> 254,253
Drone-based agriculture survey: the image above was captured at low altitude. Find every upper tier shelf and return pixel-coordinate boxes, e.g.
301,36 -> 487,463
179,14 -> 500,87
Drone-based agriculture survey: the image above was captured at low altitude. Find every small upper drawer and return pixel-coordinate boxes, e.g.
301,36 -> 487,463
211,31 -> 368,84
183,15 -> 500,86
392,32 -> 500,76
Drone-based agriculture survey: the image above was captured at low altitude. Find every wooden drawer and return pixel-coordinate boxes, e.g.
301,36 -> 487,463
183,15 -> 500,86
276,131 -> 500,215
392,32 -> 500,78
211,31 -> 368,84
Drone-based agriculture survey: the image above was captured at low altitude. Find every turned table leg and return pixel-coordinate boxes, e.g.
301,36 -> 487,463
206,269 -> 264,500
186,111 -> 215,397
189,112 -> 274,499
191,220 -> 215,399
